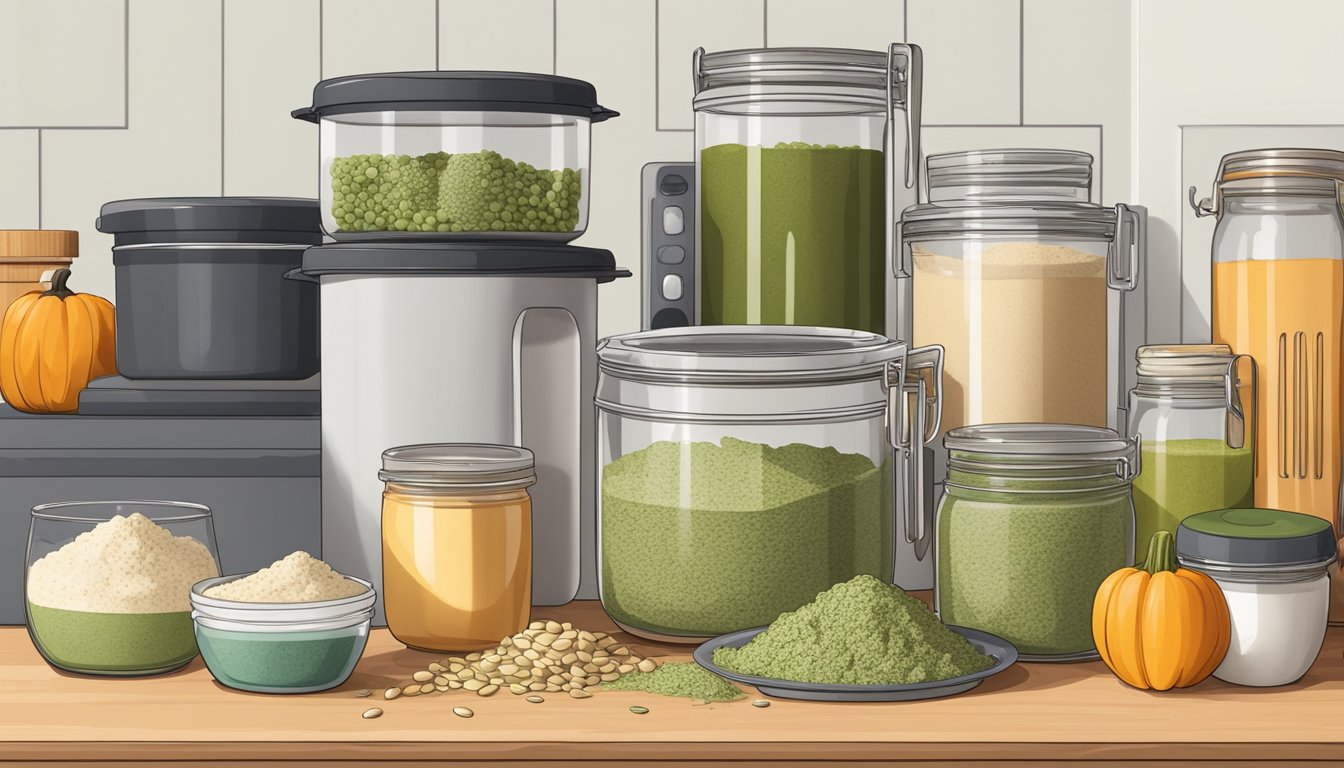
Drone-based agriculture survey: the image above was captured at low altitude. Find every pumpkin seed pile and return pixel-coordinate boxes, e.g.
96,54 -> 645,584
382,620 -> 657,703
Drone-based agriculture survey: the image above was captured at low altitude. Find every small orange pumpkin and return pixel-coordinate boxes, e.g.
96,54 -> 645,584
1092,530 -> 1230,691
0,268 -> 116,413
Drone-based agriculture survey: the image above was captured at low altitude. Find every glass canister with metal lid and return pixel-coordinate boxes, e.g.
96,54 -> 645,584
693,45 -> 922,336
898,149 -> 1145,432
1127,344 -> 1256,551
595,325 -> 942,641
1191,149 -> 1344,533
935,423 -> 1137,661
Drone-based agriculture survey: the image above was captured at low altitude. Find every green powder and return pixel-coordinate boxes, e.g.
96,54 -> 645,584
936,479 -> 1131,658
699,142 -> 885,333
600,437 -> 890,637
1132,438 -> 1253,554
603,662 -> 745,702
330,150 -> 581,234
26,603 -> 198,675
195,624 -> 364,693
711,575 -> 993,685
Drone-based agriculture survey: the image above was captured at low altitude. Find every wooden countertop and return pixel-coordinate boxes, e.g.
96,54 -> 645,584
5,600 -> 1344,766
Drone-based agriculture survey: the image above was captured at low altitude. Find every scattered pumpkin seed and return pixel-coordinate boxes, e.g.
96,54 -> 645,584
355,689 -> 372,698
752,699 -> 771,708
383,687 -> 401,700
629,705 -> 649,715
526,695 -> 545,703
568,688 -> 592,699
453,706 -> 474,719
412,670 -> 434,682
361,707 -> 383,719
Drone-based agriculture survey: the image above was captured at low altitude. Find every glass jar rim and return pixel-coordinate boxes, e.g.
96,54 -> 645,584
30,499 -> 212,524
378,443 -> 536,490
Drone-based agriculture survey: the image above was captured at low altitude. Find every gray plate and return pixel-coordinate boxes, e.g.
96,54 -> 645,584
693,625 -> 1019,702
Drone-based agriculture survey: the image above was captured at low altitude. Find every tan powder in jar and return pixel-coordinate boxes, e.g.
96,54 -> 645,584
912,241 -> 1109,431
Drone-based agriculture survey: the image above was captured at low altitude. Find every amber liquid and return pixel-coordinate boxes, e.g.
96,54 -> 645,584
1213,258 -> 1343,523
382,487 -> 532,651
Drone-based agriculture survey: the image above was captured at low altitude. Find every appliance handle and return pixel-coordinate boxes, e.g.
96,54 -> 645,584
1107,203 -> 1143,292
886,344 -> 943,554
283,267 -> 318,283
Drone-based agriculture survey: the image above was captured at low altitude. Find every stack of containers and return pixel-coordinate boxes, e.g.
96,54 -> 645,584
899,149 -> 1149,659
291,71 -> 628,638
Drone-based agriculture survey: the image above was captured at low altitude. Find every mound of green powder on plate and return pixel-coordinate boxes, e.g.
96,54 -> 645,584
603,661 -> 744,702
711,575 -> 994,685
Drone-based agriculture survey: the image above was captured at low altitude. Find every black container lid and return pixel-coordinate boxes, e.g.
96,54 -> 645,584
1176,508 -> 1339,571
300,242 -> 631,282
292,71 -> 619,123
97,197 -> 322,246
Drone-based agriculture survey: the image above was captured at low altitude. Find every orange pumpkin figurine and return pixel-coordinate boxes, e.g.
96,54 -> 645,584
0,268 -> 116,413
1092,530 -> 1231,690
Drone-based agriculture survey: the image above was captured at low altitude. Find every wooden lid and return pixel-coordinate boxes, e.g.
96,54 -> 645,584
0,230 -> 79,260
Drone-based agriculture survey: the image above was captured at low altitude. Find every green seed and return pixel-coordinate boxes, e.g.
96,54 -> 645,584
629,705 -> 650,715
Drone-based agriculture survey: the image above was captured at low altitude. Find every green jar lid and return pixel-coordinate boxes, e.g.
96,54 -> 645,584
1176,508 -> 1338,570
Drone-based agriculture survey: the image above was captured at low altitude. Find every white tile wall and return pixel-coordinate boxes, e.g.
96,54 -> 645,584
29,0 -> 1344,348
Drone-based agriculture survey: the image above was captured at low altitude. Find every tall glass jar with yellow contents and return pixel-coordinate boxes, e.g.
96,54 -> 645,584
380,443 -> 535,651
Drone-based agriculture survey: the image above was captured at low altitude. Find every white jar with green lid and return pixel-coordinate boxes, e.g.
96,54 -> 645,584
1176,508 -> 1338,687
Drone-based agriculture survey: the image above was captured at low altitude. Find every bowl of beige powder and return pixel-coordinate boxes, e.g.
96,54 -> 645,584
190,552 -> 374,694
25,501 -> 221,676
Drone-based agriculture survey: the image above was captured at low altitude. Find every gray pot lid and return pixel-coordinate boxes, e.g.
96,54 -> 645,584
97,198 -> 321,241
1177,508 -> 1338,571
300,242 -> 629,281
293,71 -> 618,122
597,325 -> 906,380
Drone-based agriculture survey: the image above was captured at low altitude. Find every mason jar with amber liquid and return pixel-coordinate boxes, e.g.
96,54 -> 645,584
380,443 -> 535,651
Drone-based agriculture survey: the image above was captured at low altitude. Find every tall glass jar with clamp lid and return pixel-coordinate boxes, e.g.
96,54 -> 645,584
693,45 -> 922,337
1127,344 -> 1256,552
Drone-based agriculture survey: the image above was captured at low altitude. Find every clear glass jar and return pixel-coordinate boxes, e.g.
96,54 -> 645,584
25,500 -> 220,676
294,72 -> 617,241
1192,150 -> 1344,535
1127,344 -> 1256,553
693,45 -> 922,335
899,149 -> 1144,432
595,325 -> 942,641
935,424 -> 1136,661
380,444 -> 535,652
1176,507 -> 1337,686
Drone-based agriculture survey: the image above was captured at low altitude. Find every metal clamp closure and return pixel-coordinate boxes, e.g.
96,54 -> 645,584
885,344 -> 943,555
887,43 -> 922,192
1107,203 -> 1143,292
1225,354 -> 1258,460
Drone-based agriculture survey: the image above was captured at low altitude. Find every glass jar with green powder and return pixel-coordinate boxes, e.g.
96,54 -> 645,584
693,45 -> 922,335
596,325 -> 943,642
1127,345 -> 1256,554
935,423 -> 1136,661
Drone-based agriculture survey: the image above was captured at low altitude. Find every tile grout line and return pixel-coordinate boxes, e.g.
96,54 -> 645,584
903,0 -> 907,38
435,0 -> 440,70
36,130 -> 42,229
762,0 -> 768,47
220,0 -> 226,196
123,0 -> 130,129
552,0 -> 557,75
1018,0 -> 1024,126
653,0 -> 660,131
318,0 -> 324,79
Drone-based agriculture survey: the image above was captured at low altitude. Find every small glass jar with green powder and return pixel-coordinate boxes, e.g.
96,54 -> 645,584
596,326 -> 944,642
935,423 -> 1136,661
1127,344 -> 1256,554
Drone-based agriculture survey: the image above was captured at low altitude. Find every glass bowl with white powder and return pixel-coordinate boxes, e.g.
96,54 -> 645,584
25,501 -> 221,676
191,552 -> 374,694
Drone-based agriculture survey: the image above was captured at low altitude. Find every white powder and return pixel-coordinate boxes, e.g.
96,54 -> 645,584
203,551 -> 365,603
26,512 -> 219,614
